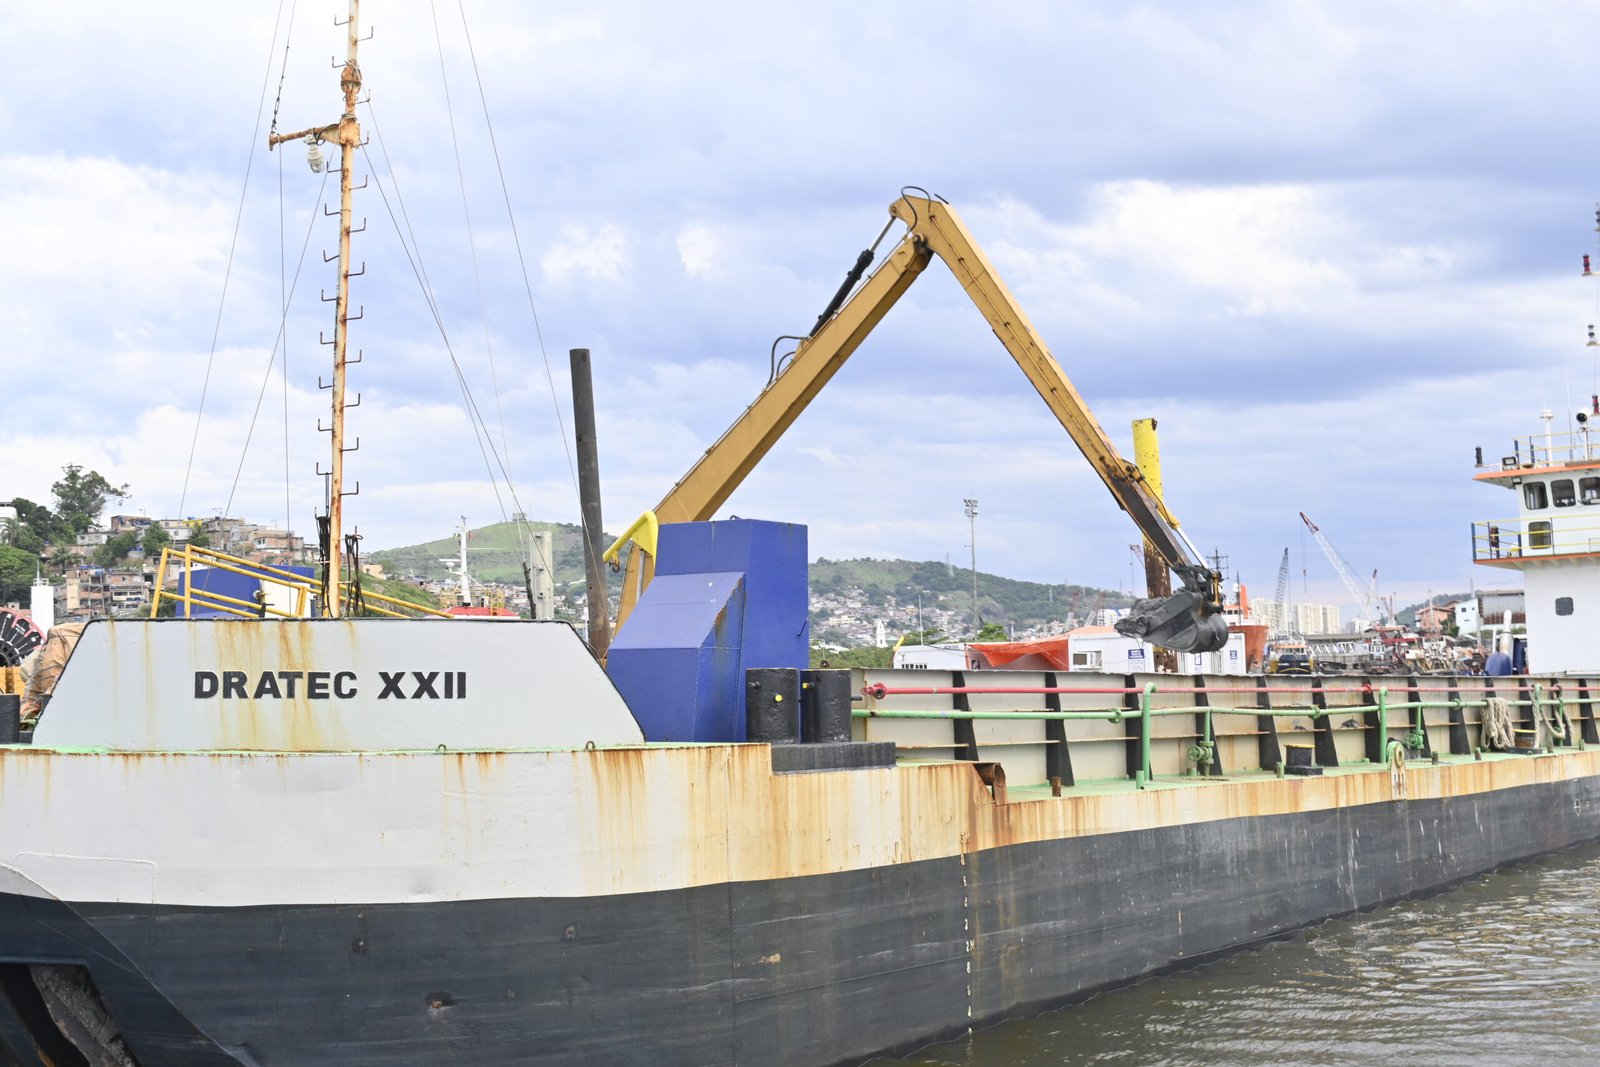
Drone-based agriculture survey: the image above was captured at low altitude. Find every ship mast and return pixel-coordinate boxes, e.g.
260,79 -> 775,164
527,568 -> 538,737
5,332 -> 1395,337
268,0 -> 364,617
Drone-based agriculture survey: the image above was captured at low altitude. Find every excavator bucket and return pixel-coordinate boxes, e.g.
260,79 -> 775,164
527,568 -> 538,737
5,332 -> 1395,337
1114,590 -> 1229,654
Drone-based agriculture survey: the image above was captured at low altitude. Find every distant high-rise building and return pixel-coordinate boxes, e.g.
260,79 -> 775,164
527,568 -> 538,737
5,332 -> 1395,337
1253,599 -> 1289,634
1296,602 -> 1341,634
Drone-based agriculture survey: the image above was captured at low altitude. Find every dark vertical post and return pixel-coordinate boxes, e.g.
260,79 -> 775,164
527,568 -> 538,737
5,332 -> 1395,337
1360,677 -> 1385,764
1406,675 -> 1433,757
569,348 -> 610,656
1579,679 -> 1599,746
1123,674 -> 1143,781
1043,671 -> 1073,787
1310,677 -> 1339,767
1193,674 -> 1220,774
1446,675 -> 1470,755
1255,676 -> 1282,771
951,669 -> 978,761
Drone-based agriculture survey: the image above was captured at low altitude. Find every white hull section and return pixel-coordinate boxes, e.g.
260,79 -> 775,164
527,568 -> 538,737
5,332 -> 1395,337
5,740 -> 1600,910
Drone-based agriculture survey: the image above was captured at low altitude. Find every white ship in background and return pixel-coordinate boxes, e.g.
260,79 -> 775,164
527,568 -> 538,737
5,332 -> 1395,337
1472,406 -> 1600,674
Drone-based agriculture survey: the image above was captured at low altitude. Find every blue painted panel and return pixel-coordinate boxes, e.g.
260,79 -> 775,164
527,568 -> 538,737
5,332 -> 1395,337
183,565 -> 315,618
606,519 -> 809,743
608,572 -> 746,741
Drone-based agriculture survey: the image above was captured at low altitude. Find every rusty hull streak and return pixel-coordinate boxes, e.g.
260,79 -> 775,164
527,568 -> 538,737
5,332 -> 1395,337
569,744 -> 1600,894
206,621 -> 352,751
3,742 -> 1600,903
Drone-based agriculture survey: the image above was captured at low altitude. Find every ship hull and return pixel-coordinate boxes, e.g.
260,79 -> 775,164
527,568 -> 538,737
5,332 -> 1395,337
3,763 -> 1598,1066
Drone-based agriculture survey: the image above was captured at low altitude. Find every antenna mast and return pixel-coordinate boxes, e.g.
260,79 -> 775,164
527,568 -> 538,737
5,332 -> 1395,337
268,0 -> 366,617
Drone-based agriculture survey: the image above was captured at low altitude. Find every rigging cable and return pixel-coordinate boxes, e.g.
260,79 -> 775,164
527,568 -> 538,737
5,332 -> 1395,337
222,170 -> 330,520
455,0 -> 586,596
429,0 -> 535,585
178,0 -> 292,521
275,5 -> 299,536
359,107 -> 510,526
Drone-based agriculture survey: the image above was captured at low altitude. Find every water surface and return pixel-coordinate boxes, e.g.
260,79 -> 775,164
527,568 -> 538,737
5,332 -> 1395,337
875,841 -> 1600,1065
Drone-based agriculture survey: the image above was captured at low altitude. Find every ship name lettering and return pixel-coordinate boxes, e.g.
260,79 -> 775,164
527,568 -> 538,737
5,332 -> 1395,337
194,670 -> 359,700
377,670 -> 468,700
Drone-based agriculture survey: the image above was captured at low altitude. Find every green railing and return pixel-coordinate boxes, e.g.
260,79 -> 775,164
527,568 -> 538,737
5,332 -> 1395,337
856,681 -> 1597,790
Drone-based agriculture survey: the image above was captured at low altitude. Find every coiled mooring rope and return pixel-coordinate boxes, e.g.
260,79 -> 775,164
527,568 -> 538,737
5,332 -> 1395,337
1482,696 -> 1516,750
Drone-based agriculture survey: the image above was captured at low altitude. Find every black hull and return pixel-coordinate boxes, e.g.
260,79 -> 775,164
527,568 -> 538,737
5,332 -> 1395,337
3,772 -> 1598,1066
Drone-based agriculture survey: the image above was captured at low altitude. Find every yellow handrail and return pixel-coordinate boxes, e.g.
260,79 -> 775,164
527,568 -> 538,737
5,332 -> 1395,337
151,543 -> 454,620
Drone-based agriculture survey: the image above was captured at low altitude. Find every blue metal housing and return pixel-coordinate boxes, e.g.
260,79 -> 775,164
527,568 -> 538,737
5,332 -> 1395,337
606,519 -> 808,742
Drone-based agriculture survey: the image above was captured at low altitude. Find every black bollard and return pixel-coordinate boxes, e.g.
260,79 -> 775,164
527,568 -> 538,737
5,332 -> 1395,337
801,669 -> 854,743
746,668 -> 800,744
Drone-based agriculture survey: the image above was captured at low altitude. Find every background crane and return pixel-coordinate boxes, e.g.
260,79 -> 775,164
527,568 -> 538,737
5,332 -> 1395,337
1299,512 -> 1383,623
1271,547 -> 1294,636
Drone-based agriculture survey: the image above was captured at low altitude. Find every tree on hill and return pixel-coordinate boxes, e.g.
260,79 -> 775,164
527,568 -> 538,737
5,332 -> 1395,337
95,532 -> 140,566
52,464 -> 129,535
973,622 -> 1008,642
141,525 -> 170,556
811,644 -> 893,669
0,545 -> 36,603
3,497 -> 65,554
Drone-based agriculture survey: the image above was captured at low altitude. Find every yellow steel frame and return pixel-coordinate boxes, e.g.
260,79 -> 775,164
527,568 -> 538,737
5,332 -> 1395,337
612,194 -> 1217,635
150,544 -> 452,620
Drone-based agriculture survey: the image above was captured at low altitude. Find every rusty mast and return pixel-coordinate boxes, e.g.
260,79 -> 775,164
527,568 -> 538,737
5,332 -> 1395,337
268,0 -> 364,617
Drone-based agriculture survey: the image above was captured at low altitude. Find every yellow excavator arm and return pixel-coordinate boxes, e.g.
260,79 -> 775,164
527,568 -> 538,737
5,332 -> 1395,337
607,194 -> 1226,653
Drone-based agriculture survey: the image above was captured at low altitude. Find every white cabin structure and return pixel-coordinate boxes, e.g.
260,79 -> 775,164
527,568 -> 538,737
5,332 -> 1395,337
1473,417 -> 1600,673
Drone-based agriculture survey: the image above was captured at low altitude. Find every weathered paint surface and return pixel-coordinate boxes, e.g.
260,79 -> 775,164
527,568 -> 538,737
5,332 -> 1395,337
35,619 -> 643,752
2,738 -> 1598,908
3,761 -> 1598,1067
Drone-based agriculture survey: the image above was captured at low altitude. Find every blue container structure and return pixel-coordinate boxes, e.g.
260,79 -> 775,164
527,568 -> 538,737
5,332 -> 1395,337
606,519 -> 808,742
182,565 -> 316,618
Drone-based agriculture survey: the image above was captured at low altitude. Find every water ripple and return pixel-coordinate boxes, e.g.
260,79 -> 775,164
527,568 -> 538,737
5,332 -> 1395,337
874,841 -> 1600,1066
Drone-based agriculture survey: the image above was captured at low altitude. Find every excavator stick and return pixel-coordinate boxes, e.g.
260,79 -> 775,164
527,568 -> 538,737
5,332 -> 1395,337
1114,587 -> 1229,653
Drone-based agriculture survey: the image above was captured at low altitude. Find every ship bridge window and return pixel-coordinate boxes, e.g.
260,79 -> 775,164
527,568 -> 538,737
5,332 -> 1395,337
1553,479 -> 1576,507
1524,482 -> 1548,510
1556,596 -> 1575,616
1582,477 -> 1600,504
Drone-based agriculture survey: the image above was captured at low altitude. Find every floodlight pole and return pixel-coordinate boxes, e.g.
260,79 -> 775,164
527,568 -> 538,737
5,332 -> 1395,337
964,498 -> 979,632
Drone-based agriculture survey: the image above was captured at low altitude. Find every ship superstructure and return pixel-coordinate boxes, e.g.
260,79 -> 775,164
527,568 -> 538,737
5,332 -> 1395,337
1473,412 -> 1600,673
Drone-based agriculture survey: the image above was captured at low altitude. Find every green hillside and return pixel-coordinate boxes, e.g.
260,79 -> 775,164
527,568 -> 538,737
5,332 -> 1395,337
812,557 -> 1128,627
369,521 -> 617,594
370,522 -> 1128,628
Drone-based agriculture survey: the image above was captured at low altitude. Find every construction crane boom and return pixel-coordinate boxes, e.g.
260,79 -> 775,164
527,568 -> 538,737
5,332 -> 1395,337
1271,547 -> 1292,636
1299,512 -> 1378,621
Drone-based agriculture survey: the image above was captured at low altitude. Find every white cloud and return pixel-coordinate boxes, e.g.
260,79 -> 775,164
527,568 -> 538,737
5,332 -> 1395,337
676,223 -> 718,277
540,223 -> 629,282
8,0 -> 1600,614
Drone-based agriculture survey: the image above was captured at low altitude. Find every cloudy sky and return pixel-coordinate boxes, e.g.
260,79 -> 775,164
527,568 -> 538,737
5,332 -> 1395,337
3,0 -> 1596,615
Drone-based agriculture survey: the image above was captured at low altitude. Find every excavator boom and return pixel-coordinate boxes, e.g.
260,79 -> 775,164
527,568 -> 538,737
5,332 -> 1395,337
608,194 -> 1226,654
